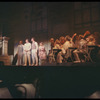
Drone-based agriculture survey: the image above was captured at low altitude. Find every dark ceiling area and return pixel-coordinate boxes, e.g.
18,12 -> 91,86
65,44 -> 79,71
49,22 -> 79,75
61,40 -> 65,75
0,2 -> 100,55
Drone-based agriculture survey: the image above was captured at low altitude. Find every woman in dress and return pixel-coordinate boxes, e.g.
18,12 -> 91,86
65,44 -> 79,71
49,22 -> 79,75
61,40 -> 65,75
38,42 -> 47,66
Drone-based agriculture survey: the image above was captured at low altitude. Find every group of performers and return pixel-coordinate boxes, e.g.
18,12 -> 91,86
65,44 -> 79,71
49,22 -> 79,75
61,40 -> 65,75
17,37 -> 47,66
16,30 -> 100,66
49,30 -> 100,64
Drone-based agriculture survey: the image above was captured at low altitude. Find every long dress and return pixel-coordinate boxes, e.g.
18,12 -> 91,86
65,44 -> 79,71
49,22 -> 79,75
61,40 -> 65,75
39,46 -> 47,65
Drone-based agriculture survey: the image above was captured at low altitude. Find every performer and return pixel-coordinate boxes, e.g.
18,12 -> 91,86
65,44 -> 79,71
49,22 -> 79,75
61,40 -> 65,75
53,39 -> 63,63
50,38 -> 55,51
62,35 -> 74,62
86,36 -> 95,45
63,34 -> 76,51
53,39 -> 61,49
85,32 -> 100,62
59,36 -> 65,45
70,33 -> 77,46
23,39 -> 31,66
73,35 -> 87,63
86,33 -> 96,46
54,37 -> 66,64
74,34 -> 79,48
0,35 -> 3,55
81,30 -> 91,39
48,38 -> 55,63
38,42 -> 47,66
31,37 -> 38,66
17,41 -> 23,66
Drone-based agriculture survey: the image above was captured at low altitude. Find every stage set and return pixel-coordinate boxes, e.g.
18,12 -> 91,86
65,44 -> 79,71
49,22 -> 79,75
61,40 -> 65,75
1,2 -> 100,99
0,37 -> 100,98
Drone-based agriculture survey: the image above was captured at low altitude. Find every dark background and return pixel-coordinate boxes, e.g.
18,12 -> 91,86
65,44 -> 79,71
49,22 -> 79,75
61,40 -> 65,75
0,2 -> 100,55
1,62 -> 100,98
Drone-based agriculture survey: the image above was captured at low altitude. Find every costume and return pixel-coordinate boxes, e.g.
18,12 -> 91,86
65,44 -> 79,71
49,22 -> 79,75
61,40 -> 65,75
63,41 -> 72,51
31,41 -> 38,66
53,44 -> 63,64
62,40 -> 73,61
38,45 -> 47,65
23,42 -> 31,66
86,34 -> 96,45
17,44 -> 23,65
73,39 -> 87,62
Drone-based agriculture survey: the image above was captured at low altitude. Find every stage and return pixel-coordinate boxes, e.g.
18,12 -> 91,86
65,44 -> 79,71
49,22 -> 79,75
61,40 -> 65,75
0,62 -> 100,98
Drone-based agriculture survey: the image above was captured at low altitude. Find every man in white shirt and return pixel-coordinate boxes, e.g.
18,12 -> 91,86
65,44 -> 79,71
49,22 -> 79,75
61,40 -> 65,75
62,35 -> 73,60
31,37 -> 38,66
23,39 -> 31,66
73,36 -> 87,63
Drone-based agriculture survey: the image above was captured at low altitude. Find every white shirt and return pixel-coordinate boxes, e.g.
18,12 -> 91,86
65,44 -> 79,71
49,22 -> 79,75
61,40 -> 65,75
23,42 -> 31,54
79,39 -> 87,50
63,41 -> 72,51
53,44 -> 61,49
31,41 -> 38,51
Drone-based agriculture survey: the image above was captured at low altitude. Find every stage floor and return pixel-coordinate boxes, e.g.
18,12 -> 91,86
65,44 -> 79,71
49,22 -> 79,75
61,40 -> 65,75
0,62 -> 100,98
